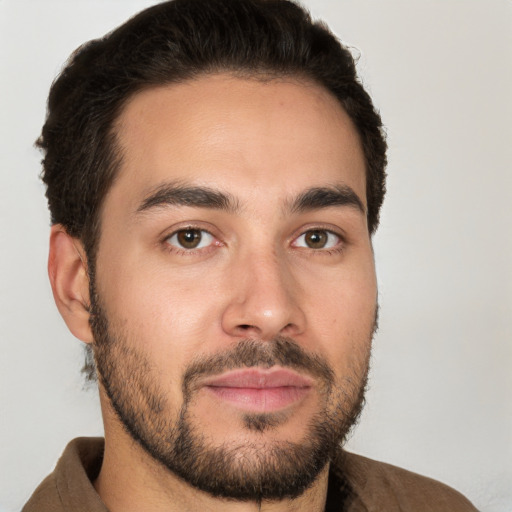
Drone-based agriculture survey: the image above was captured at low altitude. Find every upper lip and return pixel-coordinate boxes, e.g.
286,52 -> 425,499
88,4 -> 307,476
201,367 -> 314,389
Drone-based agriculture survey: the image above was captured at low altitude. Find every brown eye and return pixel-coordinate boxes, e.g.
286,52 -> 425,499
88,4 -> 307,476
167,228 -> 213,250
293,229 -> 340,250
304,230 -> 328,249
177,229 -> 202,248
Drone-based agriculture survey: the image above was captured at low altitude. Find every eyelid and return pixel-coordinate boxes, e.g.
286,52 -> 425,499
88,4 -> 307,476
291,223 -> 346,241
160,220 -> 221,242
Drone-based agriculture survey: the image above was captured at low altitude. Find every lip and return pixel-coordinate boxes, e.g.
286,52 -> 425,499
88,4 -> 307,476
201,368 -> 313,412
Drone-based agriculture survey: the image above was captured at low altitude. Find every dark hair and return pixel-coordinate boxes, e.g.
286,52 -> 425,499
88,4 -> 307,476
39,0 -> 386,264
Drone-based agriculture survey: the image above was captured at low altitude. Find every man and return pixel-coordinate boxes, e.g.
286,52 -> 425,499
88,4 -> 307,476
23,0 -> 478,510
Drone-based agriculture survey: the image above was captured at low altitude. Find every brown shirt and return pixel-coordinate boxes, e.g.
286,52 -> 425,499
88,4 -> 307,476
23,437 -> 478,511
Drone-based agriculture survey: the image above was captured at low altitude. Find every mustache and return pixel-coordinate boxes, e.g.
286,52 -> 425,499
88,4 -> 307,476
182,337 -> 335,396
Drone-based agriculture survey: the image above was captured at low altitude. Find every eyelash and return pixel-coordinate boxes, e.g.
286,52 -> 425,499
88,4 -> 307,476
162,225 -> 221,256
291,228 -> 346,256
162,226 -> 345,256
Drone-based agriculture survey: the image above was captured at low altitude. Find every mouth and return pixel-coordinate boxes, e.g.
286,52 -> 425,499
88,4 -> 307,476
201,367 -> 314,413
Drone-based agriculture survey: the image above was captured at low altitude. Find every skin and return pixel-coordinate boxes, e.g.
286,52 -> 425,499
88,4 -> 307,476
49,74 -> 377,512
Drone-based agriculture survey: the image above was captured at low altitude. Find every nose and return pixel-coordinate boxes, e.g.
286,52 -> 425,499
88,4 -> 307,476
221,249 -> 307,341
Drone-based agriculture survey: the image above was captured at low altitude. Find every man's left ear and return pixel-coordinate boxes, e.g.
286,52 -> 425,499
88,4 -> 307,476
48,224 -> 94,344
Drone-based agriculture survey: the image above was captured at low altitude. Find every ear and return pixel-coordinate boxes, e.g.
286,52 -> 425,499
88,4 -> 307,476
48,225 -> 93,343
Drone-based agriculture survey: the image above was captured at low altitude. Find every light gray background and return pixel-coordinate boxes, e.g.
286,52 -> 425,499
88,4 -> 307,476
1,1 -> 511,511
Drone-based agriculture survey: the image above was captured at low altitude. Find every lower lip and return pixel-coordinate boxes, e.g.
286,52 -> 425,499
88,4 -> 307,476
205,386 -> 310,412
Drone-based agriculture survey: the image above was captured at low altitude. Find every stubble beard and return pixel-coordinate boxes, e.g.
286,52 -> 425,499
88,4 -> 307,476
89,289 -> 374,502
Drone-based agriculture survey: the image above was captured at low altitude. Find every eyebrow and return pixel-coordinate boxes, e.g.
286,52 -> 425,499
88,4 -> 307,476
288,185 -> 365,215
136,182 -> 365,216
137,182 -> 240,213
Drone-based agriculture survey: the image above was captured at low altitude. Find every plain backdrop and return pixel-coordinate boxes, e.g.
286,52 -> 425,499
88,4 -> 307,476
1,1 -> 511,511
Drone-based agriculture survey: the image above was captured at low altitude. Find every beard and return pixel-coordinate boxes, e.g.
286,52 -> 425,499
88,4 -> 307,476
89,290 -> 373,502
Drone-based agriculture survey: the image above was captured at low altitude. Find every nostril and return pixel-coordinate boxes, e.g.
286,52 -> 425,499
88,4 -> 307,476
238,324 -> 252,330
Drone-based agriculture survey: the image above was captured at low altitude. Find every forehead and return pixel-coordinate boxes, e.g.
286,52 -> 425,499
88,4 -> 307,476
111,73 -> 366,209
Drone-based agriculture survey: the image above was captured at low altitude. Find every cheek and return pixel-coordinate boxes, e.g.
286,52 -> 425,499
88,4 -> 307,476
300,257 -> 377,360
306,255 -> 376,315
94,250 -> 226,354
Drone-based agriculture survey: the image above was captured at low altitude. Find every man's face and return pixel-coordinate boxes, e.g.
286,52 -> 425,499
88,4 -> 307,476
90,74 -> 377,499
